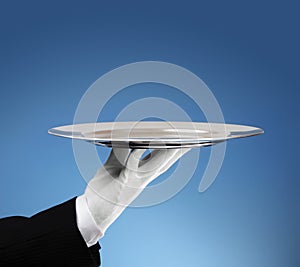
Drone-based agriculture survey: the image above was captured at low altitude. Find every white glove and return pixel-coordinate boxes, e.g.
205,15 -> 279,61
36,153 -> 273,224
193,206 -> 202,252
80,147 -> 190,238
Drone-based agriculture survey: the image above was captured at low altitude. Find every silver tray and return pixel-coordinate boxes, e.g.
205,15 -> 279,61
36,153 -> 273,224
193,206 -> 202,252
48,121 -> 263,149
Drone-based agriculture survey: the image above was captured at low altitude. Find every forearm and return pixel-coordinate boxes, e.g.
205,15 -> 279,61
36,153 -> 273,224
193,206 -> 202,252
0,198 -> 101,267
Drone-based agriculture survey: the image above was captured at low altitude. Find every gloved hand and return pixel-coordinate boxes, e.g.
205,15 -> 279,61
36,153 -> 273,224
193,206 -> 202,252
81,147 -> 190,237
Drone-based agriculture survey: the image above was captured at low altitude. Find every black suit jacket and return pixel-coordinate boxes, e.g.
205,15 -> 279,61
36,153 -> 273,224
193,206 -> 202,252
0,198 -> 101,266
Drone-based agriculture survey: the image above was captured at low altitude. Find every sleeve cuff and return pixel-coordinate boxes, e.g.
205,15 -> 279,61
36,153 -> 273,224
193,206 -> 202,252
76,195 -> 103,247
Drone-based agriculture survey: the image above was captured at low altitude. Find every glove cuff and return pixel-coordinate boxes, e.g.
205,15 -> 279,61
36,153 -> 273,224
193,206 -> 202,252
76,195 -> 104,247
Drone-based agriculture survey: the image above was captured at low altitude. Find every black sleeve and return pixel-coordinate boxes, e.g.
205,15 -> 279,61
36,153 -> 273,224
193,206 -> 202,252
0,197 -> 101,267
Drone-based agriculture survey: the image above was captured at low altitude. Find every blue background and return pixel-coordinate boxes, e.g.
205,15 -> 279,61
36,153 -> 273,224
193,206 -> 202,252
0,1 -> 298,266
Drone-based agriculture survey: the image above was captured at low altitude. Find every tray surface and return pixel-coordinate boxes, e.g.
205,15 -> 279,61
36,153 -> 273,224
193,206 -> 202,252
48,121 -> 263,148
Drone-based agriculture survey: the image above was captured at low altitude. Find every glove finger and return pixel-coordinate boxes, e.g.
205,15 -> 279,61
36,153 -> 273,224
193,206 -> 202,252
106,147 -> 131,168
139,149 -> 152,161
139,148 -> 191,184
138,149 -> 178,174
126,149 -> 147,171
157,147 -> 191,174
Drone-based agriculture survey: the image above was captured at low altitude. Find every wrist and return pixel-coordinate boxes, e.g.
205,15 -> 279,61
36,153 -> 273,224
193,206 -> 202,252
76,195 -> 103,247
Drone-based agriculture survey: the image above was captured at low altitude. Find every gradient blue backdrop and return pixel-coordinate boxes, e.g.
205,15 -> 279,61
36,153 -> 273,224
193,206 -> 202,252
0,1 -> 298,266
